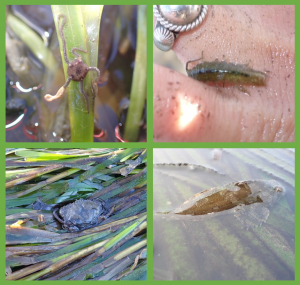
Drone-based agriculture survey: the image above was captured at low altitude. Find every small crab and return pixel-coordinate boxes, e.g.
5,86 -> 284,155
53,198 -> 114,232
44,14 -> 100,113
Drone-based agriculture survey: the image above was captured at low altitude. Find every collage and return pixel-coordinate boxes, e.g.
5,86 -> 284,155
5,4 -> 295,282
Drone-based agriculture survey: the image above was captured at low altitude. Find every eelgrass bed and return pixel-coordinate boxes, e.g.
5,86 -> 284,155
6,148 -> 147,280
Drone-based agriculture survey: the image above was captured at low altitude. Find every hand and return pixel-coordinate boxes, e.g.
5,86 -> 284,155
153,5 -> 294,142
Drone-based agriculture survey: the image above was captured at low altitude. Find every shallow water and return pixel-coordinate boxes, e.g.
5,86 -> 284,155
153,149 -> 295,280
6,5 -> 139,142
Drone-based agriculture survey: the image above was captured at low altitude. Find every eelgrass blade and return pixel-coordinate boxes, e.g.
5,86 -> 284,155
40,149 -> 141,202
6,148 -> 147,280
6,164 -> 65,189
51,5 -> 103,142
124,5 -> 147,141
7,166 -> 86,199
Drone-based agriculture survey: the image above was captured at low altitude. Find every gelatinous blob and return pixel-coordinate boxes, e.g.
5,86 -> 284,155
158,180 -> 285,229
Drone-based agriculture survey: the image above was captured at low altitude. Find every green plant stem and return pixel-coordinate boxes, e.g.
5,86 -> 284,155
124,5 -> 147,142
6,14 -> 58,73
51,5 -> 103,142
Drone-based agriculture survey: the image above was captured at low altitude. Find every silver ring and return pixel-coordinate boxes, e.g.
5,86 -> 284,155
153,5 -> 208,51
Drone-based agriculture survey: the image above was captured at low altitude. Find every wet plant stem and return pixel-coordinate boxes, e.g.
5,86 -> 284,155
124,5 -> 147,142
51,5 -> 103,142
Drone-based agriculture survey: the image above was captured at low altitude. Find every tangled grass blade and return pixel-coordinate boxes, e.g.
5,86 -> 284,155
6,148 -> 147,280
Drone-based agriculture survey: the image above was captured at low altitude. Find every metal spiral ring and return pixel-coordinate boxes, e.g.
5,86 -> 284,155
153,5 -> 208,33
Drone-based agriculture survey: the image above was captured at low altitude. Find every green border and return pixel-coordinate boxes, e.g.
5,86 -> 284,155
4,1 -> 297,283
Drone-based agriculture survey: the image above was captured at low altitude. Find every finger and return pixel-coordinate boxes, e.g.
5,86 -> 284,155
153,63 -> 294,142
153,6 -> 294,142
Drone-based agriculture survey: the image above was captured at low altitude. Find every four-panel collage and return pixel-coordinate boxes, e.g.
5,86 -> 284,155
5,4 -> 295,282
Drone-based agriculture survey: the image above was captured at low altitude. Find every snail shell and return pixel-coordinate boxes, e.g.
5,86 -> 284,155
153,26 -> 175,51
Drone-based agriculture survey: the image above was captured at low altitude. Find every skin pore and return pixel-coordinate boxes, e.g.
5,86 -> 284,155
153,5 -> 294,142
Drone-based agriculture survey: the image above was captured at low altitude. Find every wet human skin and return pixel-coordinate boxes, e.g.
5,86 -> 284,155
153,5 -> 294,142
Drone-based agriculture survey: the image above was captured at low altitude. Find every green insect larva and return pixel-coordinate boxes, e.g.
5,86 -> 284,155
186,57 -> 268,87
